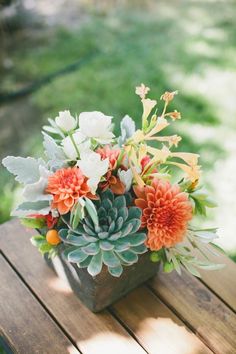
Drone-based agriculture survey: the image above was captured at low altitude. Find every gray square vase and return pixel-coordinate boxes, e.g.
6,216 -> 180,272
45,251 -> 159,312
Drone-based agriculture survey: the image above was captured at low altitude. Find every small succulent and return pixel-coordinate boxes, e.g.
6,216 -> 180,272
59,189 -> 147,277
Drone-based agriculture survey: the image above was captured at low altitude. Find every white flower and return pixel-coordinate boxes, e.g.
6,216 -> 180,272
118,168 -> 133,192
77,151 -> 109,194
62,132 -> 90,160
55,110 -> 77,132
79,111 -> 114,144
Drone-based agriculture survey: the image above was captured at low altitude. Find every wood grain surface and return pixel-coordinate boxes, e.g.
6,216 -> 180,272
1,219 -> 236,354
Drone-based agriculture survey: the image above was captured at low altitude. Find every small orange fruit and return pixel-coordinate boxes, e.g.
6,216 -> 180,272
46,229 -> 61,245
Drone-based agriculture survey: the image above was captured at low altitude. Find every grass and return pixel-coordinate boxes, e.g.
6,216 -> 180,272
0,1 -> 236,256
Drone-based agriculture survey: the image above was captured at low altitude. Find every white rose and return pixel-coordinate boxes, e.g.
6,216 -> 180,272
77,151 -> 109,194
79,111 -> 114,144
62,132 -> 90,160
55,110 -> 77,132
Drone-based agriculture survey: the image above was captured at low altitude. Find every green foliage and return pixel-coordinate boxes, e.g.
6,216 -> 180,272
59,189 -> 147,277
21,217 -> 46,229
189,187 -> 217,216
30,235 -> 58,258
154,228 -> 225,277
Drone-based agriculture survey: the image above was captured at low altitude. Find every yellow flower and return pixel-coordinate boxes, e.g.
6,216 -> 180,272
161,91 -> 178,103
145,117 -> 169,137
135,83 -> 150,99
147,145 -> 170,164
169,161 -> 201,182
138,144 -> 148,164
144,134 -> 181,148
131,129 -> 145,144
171,152 -> 199,166
166,110 -> 181,120
168,135 -> 182,147
142,98 -> 157,127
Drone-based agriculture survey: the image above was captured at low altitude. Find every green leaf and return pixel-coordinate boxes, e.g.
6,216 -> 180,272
97,207 -> 107,219
109,231 -> 122,241
194,231 -> 217,243
196,262 -> 225,271
39,242 -> 53,254
71,202 -> 84,229
114,196 -> 126,209
82,242 -> 100,255
131,244 -> 147,254
77,256 -> 93,268
108,220 -> 116,234
99,240 -> 114,251
42,132 -> 66,162
125,233 -> 146,246
21,217 -> 46,229
98,231 -> 109,239
102,250 -> 120,267
120,223 -> 133,237
191,190 -> 208,200
108,264 -> 123,277
181,261 -> 201,277
30,235 -> 46,247
192,198 -> 206,216
108,209 -> 118,223
117,250 -> 138,264
68,248 -> 88,263
101,189 -> 114,202
102,198 -> 113,211
127,207 -> 141,220
118,207 -> 128,222
59,229 -> 69,241
203,198 -> 218,208
12,201 -> 51,218
84,216 -> 94,229
62,246 -> 78,259
115,216 -> 124,231
87,252 -> 103,276
66,235 -> 88,246
2,156 -> 42,184
114,240 -> 130,252
83,224 -> 96,236
209,242 -> 226,254
84,197 -> 98,226
171,254 -> 182,275
129,219 -> 141,234
124,192 -> 133,206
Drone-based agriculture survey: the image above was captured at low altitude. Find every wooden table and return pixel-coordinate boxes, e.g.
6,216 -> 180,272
0,220 -> 236,354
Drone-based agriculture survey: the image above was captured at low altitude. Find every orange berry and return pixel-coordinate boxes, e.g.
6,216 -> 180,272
46,229 -> 61,246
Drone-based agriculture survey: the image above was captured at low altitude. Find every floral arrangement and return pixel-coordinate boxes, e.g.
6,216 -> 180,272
2,84 -> 224,278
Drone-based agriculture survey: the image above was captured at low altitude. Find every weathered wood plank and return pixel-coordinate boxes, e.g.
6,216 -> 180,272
0,220 -> 145,354
199,250 -> 236,313
0,254 -> 80,354
112,286 -> 213,354
149,269 -> 236,354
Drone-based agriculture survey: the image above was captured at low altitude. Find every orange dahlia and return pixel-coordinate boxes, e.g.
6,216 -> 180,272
46,167 -> 90,215
134,179 -> 192,250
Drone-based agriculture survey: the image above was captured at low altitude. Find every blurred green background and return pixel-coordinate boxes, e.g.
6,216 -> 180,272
0,0 -> 236,260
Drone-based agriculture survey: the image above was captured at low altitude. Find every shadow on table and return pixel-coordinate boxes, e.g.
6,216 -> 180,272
46,253 -> 208,354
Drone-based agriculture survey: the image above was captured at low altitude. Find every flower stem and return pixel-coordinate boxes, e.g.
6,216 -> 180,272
68,132 -> 80,159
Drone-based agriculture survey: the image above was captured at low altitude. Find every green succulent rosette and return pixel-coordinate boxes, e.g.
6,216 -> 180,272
59,189 -> 147,277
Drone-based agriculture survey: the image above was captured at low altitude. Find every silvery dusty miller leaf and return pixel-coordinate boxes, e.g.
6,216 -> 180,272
2,156 -> 43,184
